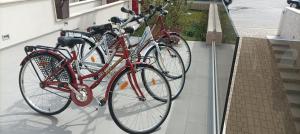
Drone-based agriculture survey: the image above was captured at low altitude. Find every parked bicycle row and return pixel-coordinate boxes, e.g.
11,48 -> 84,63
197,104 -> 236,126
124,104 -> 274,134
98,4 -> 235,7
19,1 -> 192,133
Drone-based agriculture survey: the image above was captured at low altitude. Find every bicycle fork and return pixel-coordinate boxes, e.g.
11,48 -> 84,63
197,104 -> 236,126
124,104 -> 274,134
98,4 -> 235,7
154,42 -> 169,74
127,64 -> 146,101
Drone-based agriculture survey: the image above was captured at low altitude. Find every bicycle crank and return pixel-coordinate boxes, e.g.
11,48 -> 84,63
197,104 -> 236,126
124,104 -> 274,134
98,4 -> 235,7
70,84 -> 93,107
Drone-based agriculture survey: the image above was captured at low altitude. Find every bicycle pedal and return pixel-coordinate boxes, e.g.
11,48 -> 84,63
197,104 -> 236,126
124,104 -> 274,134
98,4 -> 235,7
93,76 -> 98,80
99,99 -> 106,106
163,71 -> 169,74
96,97 -> 106,107
171,54 -> 177,58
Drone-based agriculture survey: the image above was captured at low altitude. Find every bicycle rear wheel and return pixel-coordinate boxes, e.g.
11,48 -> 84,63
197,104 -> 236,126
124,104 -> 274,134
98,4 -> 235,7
19,52 -> 71,115
108,64 -> 171,134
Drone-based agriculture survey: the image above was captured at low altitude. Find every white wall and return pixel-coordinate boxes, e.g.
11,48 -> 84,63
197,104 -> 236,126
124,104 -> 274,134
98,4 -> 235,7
0,7 -> 3,47
69,0 -> 102,13
278,7 -> 300,40
0,0 -> 129,49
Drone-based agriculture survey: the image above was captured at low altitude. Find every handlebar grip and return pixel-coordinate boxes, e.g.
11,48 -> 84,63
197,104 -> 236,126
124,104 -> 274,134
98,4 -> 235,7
121,7 -> 128,12
121,7 -> 135,15
54,43 -> 60,49
156,5 -> 163,11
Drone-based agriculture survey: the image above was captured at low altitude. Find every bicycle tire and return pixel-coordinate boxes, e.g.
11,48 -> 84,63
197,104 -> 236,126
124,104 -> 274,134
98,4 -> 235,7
19,51 -> 71,115
108,64 -> 171,134
143,44 -> 186,100
79,39 -> 105,64
78,34 -> 117,79
159,33 -> 192,73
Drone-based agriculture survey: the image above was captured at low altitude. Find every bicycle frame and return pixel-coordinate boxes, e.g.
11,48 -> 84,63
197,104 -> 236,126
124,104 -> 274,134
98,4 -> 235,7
60,8 -> 172,76
130,2 -> 183,51
78,24 -> 166,69
64,31 -> 109,68
123,25 -> 170,72
79,33 -> 112,69
39,35 -> 146,106
128,10 -> 179,55
130,26 -> 157,55
147,3 -> 182,45
151,14 -> 170,40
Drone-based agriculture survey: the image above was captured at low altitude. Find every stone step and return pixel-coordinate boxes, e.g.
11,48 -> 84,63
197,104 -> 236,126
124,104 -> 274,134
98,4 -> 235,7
294,121 -> 300,133
275,54 -> 296,65
284,83 -> 300,95
272,47 -> 294,55
278,64 -> 300,73
271,43 -> 291,49
287,94 -> 300,107
280,72 -> 300,83
291,106 -> 300,121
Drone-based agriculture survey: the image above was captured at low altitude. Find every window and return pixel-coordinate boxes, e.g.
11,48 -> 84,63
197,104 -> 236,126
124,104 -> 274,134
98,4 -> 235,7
70,0 -> 120,4
69,0 -> 88,3
107,0 -> 119,4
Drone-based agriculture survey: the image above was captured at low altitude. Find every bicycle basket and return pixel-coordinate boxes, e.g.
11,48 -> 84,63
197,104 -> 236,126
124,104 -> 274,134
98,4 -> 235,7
100,32 -> 118,51
33,55 -> 69,82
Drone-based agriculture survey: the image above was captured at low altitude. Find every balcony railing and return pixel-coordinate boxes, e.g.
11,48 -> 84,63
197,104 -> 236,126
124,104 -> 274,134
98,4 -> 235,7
209,0 -> 240,134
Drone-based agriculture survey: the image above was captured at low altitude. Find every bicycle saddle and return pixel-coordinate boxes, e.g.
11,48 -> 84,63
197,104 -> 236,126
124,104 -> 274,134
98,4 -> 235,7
87,23 -> 112,35
61,30 -> 92,37
57,36 -> 84,48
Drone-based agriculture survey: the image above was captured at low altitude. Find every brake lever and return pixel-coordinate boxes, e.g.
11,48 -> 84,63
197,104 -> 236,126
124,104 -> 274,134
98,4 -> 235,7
54,43 -> 60,50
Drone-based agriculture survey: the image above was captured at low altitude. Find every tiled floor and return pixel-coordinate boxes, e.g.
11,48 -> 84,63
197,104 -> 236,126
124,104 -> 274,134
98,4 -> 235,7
166,42 -> 212,134
226,38 -> 297,134
0,32 -> 213,134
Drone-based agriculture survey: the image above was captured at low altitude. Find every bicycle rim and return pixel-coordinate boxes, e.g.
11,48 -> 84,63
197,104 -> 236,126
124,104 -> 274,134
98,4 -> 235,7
19,53 -> 71,115
108,64 -> 171,133
162,34 -> 191,72
144,45 -> 186,100
79,41 -> 105,73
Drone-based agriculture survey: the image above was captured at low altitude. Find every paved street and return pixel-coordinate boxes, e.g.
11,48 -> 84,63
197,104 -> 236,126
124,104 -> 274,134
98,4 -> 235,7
0,32 -> 212,134
229,0 -> 288,38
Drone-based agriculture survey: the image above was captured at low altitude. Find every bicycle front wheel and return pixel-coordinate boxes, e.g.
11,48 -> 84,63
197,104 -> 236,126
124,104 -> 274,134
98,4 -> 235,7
108,64 -> 171,134
19,52 -> 71,115
143,44 -> 186,100
159,33 -> 192,73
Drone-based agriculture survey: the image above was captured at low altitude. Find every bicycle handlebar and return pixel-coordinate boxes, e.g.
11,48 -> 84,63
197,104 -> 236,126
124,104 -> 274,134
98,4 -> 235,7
116,3 -> 168,34
119,5 -> 156,27
121,7 -> 135,15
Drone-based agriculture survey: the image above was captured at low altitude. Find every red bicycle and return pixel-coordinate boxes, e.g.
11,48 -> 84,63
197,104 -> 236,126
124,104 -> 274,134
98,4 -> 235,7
19,23 -> 172,133
151,1 -> 192,72
64,6 -> 186,100
79,1 -> 191,73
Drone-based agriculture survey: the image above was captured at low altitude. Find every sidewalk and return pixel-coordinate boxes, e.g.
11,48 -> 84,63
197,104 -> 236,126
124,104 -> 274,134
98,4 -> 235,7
229,0 -> 288,38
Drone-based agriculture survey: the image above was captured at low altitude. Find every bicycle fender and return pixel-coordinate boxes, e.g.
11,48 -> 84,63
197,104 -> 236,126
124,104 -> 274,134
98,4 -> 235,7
159,32 -> 181,39
165,32 -> 181,37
